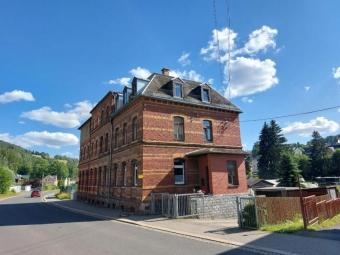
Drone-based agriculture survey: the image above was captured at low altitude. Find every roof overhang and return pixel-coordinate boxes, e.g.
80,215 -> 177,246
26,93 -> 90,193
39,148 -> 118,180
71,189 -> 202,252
185,148 -> 248,157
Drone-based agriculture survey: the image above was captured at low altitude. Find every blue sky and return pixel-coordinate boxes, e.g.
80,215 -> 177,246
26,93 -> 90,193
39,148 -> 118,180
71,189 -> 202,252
0,0 -> 339,158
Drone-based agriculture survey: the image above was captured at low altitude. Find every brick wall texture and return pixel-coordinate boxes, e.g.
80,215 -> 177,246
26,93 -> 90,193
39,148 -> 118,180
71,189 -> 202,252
78,95 -> 247,212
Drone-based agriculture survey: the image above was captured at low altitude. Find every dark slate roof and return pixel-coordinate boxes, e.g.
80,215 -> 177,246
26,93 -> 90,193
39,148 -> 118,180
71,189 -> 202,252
78,117 -> 91,130
247,178 -> 274,188
141,73 -> 241,112
185,148 -> 248,157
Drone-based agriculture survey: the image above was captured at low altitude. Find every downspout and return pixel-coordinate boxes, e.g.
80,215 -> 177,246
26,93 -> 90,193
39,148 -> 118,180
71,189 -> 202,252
107,116 -> 114,206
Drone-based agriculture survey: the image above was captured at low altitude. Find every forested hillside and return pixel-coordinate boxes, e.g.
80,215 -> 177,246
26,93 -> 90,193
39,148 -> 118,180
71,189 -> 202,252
0,140 -> 78,179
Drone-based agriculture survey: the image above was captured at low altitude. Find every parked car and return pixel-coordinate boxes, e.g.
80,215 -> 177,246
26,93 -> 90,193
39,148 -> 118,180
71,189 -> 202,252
31,190 -> 41,197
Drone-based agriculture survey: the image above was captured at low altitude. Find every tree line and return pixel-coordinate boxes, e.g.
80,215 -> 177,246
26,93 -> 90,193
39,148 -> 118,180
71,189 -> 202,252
250,120 -> 340,187
0,140 -> 79,193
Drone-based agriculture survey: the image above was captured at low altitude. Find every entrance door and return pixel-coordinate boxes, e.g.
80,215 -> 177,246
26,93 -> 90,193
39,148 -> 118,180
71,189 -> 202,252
200,167 -> 210,194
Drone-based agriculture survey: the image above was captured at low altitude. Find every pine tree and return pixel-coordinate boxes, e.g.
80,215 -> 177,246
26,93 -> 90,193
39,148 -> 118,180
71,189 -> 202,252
278,154 -> 300,187
258,121 -> 287,179
307,131 -> 328,179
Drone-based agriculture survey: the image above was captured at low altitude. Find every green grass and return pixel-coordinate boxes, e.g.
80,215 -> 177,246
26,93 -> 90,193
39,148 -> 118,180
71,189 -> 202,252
56,192 -> 71,200
261,214 -> 340,233
0,190 -> 19,200
309,214 -> 340,230
43,184 -> 58,191
336,185 -> 340,192
261,217 -> 305,233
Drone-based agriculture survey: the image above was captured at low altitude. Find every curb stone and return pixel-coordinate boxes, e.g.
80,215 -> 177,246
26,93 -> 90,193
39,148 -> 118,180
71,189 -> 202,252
47,201 -> 298,255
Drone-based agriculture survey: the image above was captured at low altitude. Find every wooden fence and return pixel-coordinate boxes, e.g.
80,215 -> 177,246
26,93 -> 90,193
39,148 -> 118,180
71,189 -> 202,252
256,194 -> 330,226
304,195 -> 340,226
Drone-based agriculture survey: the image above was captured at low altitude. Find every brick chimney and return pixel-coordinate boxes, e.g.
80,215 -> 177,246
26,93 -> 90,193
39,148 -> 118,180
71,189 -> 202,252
161,67 -> 170,76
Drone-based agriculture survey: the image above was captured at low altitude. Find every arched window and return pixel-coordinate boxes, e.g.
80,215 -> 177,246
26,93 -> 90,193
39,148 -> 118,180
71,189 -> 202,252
122,162 -> 127,186
132,160 -> 138,186
132,117 -> 138,141
114,127 -> 119,148
123,123 -> 127,145
105,133 -> 109,152
99,136 -> 103,153
203,120 -> 213,142
106,106 -> 110,122
114,164 -> 118,186
174,116 -> 184,141
101,109 -> 105,125
174,158 -> 185,185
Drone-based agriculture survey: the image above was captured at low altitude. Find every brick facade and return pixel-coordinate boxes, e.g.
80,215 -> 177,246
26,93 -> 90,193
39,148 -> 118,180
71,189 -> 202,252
78,72 -> 247,212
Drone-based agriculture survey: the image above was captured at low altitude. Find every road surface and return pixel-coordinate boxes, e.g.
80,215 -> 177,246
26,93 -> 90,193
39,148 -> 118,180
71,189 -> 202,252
0,193 -> 258,255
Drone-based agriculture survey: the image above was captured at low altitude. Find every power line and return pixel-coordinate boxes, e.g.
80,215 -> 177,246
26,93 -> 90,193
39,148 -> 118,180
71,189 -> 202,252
240,105 -> 340,123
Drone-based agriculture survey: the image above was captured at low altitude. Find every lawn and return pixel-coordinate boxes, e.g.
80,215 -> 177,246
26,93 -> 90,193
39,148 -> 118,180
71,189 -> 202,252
0,191 -> 20,200
261,214 -> 340,233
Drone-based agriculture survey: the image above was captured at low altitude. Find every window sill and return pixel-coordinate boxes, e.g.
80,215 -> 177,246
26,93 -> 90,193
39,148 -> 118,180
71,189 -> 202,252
228,185 -> 239,189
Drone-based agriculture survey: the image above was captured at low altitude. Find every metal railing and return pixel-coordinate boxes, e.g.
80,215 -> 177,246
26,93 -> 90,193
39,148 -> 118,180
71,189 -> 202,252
151,193 -> 205,218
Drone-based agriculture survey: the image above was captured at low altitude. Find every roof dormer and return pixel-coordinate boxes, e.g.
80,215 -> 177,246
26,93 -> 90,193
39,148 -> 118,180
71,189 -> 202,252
201,84 -> 211,103
132,77 -> 149,95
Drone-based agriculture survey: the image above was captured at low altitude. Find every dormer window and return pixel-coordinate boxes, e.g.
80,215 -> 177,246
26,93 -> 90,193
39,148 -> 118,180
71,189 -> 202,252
202,88 -> 210,103
174,83 -> 183,98
132,77 -> 149,95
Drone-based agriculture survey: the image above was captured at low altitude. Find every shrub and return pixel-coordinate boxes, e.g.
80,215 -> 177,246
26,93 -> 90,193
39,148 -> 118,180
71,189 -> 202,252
0,166 -> 13,194
241,203 -> 257,228
56,192 -> 71,200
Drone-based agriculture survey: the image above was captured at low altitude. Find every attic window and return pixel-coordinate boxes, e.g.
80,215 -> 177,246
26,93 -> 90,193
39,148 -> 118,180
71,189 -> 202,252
174,83 -> 183,98
202,88 -> 210,103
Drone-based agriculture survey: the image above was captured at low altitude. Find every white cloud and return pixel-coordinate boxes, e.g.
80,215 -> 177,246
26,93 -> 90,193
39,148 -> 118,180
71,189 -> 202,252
178,52 -> 191,66
169,69 -> 205,82
61,151 -> 77,158
200,27 -> 237,62
241,97 -> 253,103
21,100 -> 94,128
282,117 -> 339,136
107,77 -> 131,86
333,67 -> 340,79
0,90 -> 35,104
129,67 -> 151,79
201,26 -> 279,98
241,26 -> 278,55
304,86 -> 311,92
226,57 -> 278,98
0,131 -> 79,149
18,121 -> 25,125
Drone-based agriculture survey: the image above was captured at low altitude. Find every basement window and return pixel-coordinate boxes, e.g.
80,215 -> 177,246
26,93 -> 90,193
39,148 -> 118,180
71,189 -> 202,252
174,158 -> 185,185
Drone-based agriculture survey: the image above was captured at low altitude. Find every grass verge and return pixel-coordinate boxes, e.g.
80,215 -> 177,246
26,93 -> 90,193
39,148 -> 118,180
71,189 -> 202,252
261,214 -> 340,233
0,191 -> 20,200
56,192 -> 71,200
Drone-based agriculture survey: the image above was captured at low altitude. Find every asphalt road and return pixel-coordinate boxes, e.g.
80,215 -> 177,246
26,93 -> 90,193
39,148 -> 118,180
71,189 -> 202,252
0,193 -> 259,255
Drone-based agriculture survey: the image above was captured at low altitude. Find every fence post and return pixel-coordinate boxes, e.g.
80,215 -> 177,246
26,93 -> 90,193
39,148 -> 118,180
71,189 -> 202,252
173,194 -> 179,218
254,196 -> 259,228
236,196 -> 241,227
202,194 -> 205,219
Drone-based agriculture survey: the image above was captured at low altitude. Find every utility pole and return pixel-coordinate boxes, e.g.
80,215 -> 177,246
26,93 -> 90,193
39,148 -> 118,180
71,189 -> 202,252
298,176 -> 307,229
41,172 -> 44,200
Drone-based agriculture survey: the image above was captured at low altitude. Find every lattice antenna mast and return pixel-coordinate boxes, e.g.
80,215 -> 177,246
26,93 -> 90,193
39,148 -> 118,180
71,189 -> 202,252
226,0 -> 232,99
212,0 -> 225,90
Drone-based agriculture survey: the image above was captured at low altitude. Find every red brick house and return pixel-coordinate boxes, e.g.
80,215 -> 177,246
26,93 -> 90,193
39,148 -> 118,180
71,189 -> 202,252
78,68 -> 247,212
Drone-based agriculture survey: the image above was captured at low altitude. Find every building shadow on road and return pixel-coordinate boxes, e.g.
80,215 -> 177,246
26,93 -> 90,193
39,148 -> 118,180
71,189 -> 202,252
0,200 -> 103,227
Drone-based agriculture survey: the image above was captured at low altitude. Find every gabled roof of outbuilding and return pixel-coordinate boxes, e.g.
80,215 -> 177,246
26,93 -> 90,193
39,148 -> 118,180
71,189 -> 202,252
141,73 -> 241,112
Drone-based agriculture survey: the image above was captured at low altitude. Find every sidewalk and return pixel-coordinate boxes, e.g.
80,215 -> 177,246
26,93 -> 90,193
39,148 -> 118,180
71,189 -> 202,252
46,198 -> 340,255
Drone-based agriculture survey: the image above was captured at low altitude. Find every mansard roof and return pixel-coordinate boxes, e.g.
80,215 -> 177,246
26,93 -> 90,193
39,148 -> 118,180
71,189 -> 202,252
141,73 -> 241,112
